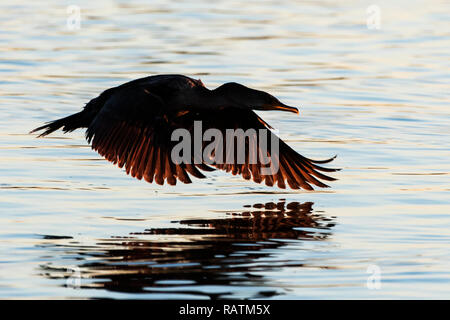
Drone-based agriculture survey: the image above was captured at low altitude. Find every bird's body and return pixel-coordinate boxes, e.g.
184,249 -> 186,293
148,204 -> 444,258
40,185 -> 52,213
31,74 -> 338,189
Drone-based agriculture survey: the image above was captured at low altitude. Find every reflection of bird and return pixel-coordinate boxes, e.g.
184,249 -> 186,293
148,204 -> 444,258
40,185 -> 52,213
31,74 -> 338,189
38,201 -> 335,299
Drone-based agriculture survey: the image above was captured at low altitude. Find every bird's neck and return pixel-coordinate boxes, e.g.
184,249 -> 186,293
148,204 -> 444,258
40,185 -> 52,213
200,87 -> 245,110
207,89 -> 229,108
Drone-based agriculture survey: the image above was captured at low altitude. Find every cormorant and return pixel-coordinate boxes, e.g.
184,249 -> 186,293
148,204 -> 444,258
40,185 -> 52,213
31,74 -> 338,190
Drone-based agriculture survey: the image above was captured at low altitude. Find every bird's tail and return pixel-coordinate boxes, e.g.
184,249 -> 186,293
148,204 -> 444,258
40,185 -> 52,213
30,111 -> 90,137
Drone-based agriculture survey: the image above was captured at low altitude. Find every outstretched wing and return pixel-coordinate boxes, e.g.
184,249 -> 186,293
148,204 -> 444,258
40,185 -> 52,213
86,85 -> 337,189
178,108 -> 338,190
86,85 -> 213,185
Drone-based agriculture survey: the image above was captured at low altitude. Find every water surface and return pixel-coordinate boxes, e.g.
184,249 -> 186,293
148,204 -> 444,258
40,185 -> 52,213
1,0 -> 449,299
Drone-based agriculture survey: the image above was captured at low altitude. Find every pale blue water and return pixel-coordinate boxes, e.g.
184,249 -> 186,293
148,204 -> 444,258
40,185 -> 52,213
1,0 -> 449,299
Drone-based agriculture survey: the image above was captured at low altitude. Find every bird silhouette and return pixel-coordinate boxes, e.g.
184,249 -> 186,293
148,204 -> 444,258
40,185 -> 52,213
31,74 -> 338,189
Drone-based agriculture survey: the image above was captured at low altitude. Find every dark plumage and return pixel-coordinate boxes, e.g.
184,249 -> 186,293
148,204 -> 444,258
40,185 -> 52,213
31,74 -> 338,189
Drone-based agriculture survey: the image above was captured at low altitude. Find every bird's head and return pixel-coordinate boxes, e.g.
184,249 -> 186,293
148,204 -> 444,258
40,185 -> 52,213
212,82 -> 299,114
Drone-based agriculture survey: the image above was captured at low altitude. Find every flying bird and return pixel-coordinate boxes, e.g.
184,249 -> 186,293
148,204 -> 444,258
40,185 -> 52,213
31,74 -> 338,190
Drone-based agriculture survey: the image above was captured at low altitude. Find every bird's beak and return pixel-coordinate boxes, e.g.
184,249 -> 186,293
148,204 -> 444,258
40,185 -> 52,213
272,103 -> 299,114
252,102 -> 299,114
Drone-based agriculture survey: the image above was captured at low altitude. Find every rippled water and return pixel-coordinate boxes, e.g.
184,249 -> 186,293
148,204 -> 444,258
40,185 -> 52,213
1,0 -> 450,299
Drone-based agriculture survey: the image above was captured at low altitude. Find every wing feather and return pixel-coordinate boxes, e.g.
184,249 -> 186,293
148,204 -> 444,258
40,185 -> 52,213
86,86 -> 209,185
143,145 -> 156,183
194,109 -> 338,190
85,85 -> 337,189
154,148 -> 165,185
